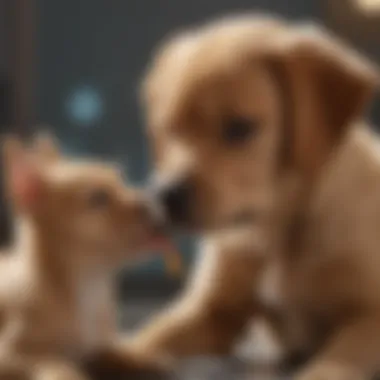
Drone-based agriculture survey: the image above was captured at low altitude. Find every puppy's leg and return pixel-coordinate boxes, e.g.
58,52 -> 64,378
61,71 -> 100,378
83,344 -> 171,380
295,313 -> 380,380
32,358 -> 89,380
0,355 -> 88,380
129,236 -> 265,358
0,357 -> 29,380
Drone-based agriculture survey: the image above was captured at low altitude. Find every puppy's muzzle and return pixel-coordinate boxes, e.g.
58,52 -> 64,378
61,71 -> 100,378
153,178 -> 193,226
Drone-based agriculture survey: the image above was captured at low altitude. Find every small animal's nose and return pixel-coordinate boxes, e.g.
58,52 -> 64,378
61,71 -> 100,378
155,179 -> 192,224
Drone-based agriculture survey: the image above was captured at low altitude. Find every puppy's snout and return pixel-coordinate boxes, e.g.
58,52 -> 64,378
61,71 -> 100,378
129,195 -> 161,225
155,179 -> 192,225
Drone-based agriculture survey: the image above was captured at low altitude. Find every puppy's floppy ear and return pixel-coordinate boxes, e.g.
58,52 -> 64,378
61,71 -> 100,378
270,24 -> 379,176
32,130 -> 61,162
2,135 -> 45,212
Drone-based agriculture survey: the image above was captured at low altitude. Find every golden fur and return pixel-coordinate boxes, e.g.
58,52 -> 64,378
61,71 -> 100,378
0,134 -> 168,380
131,14 -> 380,380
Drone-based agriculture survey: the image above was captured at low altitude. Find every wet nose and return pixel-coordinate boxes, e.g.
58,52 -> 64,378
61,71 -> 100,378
154,179 -> 192,224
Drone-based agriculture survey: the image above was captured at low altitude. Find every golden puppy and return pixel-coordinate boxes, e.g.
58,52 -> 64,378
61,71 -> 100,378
130,14 -> 380,380
0,134 -> 169,380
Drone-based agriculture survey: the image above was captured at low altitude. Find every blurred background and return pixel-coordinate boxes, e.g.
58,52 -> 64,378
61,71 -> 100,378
1,0 -> 380,293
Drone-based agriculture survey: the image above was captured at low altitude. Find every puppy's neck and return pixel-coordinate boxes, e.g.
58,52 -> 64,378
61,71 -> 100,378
12,216 -> 110,298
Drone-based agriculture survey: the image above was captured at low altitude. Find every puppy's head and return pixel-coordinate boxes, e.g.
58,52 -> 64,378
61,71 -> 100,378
2,134 -> 164,263
142,15 -> 378,231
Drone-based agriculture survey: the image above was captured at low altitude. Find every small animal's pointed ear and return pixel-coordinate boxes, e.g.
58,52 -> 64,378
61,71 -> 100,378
2,135 -> 45,212
32,130 -> 61,162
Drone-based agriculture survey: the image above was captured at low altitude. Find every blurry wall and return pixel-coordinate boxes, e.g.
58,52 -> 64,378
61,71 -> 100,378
0,1 -> 11,246
0,0 -> 36,246
0,2 -> 7,73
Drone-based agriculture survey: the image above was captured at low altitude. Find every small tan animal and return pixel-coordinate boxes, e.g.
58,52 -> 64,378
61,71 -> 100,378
0,134 -> 169,380
130,14 -> 380,380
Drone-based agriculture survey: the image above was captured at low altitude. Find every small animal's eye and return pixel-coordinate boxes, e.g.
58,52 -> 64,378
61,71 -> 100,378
87,189 -> 111,209
221,116 -> 258,145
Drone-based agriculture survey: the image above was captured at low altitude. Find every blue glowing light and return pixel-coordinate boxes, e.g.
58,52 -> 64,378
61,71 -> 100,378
65,85 -> 104,126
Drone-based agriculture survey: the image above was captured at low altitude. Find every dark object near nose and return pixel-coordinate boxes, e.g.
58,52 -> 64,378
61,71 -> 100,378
156,180 -> 192,224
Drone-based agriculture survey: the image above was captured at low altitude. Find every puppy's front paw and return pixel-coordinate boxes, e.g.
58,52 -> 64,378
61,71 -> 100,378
83,348 -> 173,380
295,362 -> 365,380
34,361 -> 89,380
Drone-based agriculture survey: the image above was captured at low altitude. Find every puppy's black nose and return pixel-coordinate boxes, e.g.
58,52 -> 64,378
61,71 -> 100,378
156,180 -> 192,224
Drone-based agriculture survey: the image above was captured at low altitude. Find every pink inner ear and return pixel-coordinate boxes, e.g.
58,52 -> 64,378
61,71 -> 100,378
10,158 -> 42,210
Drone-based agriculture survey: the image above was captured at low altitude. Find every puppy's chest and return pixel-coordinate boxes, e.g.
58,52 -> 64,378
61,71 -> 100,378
257,255 -> 350,313
256,253 -> 359,350
255,258 -> 316,352
74,276 -> 115,355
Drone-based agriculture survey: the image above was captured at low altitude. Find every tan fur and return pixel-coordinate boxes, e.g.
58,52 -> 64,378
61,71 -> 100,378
132,14 -> 380,380
0,134 -> 168,379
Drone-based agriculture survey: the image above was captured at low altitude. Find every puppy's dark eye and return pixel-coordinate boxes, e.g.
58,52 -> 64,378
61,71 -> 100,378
87,189 -> 111,209
222,117 -> 258,145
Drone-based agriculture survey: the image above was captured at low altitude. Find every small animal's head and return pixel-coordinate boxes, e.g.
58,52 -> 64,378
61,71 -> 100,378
142,14 -> 378,232
2,134 -> 165,265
